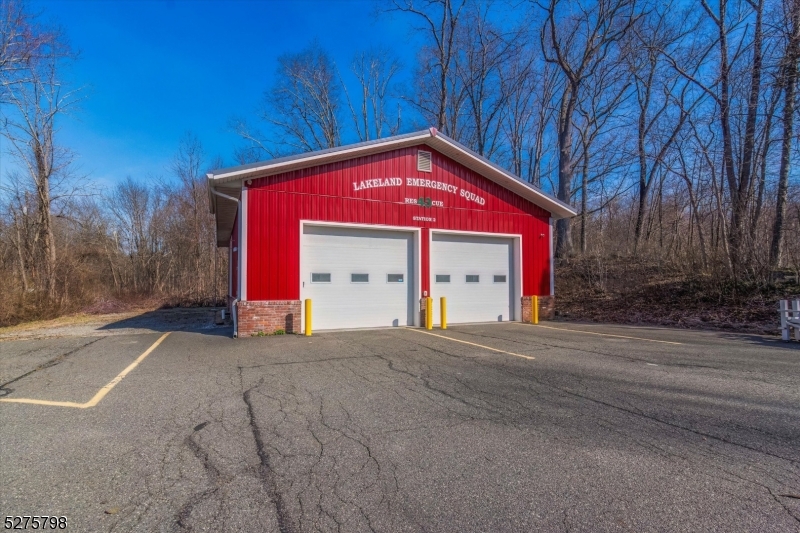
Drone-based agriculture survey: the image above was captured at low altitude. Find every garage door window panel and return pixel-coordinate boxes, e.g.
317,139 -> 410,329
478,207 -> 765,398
351,273 -> 369,283
466,275 -> 480,283
387,274 -> 404,283
494,275 -> 507,283
312,273 -> 331,283
435,274 -> 450,283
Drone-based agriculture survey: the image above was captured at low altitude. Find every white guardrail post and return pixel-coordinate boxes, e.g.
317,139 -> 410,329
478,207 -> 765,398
780,299 -> 800,342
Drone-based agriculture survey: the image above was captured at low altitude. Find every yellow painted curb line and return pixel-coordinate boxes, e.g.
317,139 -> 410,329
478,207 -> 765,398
0,332 -> 172,408
516,323 -> 682,345
408,328 -> 535,360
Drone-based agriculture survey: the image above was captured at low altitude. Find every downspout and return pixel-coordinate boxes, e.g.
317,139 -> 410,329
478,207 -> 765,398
210,186 -> 241,338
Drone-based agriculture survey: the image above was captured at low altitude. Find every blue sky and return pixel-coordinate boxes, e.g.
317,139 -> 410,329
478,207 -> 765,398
24,0 -> 420,187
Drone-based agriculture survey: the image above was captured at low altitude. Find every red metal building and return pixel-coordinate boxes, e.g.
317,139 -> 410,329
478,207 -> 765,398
209,128 -> 575,337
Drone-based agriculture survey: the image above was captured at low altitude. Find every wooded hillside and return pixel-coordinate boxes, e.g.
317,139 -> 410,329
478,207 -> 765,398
1,0 -> 798,328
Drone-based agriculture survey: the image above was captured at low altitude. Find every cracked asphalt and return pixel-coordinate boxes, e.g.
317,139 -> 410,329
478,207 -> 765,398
1,322 -> 799,532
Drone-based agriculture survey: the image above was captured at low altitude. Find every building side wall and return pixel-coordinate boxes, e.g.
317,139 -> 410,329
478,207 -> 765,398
245,145 -> 553,303
229,212 -> 239,299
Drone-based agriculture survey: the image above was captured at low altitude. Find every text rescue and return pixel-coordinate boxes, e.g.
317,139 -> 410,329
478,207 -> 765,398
352,177 -> 486,206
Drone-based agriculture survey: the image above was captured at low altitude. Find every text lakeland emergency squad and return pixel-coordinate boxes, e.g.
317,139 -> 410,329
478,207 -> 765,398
352,177 -> 486,205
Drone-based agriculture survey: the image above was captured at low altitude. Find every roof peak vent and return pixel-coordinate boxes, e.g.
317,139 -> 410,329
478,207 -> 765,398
417,150 -> 432,173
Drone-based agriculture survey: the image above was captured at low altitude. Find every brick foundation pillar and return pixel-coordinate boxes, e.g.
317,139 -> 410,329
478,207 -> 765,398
538,295 -> 555,320
521,296 -> 532,322
237,300 -> 301,337
419,298 -> 428,327
521,295 -> 555,322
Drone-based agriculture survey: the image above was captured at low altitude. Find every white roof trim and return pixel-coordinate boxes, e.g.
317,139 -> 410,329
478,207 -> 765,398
211,131 -> 432,183
424,135 -> 576,219
208,128 -> 576,220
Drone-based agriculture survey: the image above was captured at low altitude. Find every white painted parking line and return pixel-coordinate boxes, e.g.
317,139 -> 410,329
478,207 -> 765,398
515,323 -> 683,345
407,328 -> 535,360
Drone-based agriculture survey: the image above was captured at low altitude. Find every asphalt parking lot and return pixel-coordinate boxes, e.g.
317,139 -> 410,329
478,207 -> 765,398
1,321 -> 799,532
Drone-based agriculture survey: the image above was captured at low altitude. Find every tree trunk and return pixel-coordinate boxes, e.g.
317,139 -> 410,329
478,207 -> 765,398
580,141 -> 589,254
633,62 -> 655,253
14,218 -> 29,293
38,174 -> 57,301
555,82 -> 577,260
727,0 -> 763,278
769,0 -> 799,271
750,87 -> 779,247
704,0 -> 740,273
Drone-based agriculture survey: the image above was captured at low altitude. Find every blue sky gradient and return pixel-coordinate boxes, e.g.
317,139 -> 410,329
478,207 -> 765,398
24,0 -> 420,186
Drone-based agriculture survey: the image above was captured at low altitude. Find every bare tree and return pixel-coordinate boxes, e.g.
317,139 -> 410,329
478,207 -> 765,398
683,0 -> 767,277
540,0 -> 639,260
0,0 -> 59,100
769,0 -> 800,271
454,4 -> 522,157
500,50 -> 550,182
389,0 -> 468,135
575,58 -> 632,254
110,177 -> 157,293
243,42 -> 343,156
342,47 -> 402,141
1,43 -> 77,300
2,175 -> 36,292
627,3 -> 702,252
2,0 -> 799,329
170,133 -> 206,297
526,63 -> 559,187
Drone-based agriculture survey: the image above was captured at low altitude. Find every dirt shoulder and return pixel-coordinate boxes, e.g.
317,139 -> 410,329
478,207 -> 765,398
555,259 -> 799,336
0,307 -> 227,341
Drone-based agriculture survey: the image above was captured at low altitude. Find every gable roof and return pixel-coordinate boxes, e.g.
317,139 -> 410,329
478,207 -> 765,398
208,128 -> 576,245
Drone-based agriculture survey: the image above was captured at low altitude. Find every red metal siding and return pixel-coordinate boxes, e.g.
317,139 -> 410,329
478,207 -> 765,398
421,227 -> 430,296
246,145 -> 553,301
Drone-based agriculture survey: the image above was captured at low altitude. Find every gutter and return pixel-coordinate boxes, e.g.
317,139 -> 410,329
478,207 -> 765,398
209,185 -> 241,338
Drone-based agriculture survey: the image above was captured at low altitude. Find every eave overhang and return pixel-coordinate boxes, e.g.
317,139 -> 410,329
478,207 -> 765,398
208,128 -> 577,246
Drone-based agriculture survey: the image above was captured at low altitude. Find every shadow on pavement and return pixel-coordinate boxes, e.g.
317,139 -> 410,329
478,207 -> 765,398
715,332 -> 800,351
98,308 -> 232,337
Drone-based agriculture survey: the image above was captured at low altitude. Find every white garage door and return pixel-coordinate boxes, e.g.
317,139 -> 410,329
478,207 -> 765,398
430,233 -> 514,324
301,225 -> 414,330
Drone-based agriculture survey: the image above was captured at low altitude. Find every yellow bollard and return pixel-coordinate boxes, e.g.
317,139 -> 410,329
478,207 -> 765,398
305,299 -> 312,336
440,297 -> 447,330
426,297 -> 433,330
532,295 -> 539,325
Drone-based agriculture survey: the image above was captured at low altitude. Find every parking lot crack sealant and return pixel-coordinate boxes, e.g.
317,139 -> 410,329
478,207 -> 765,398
770,489 -> 800,525
176,431 -> 224,531
342,333 -> 506,423
240,371 -> 296,533
477,351 -> 800,474
713,463 -> 800,525
374,351 -> 493,419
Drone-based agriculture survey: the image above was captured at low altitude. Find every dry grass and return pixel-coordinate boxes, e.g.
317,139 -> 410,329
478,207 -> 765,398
556,257 -> 800,335
0,310 -> 146,336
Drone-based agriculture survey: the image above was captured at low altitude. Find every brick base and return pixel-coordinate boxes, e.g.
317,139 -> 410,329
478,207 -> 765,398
419,298 -> 429,326
521,295 -> 555,322
236,300 -> 301,337
539,295 -> 555,320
